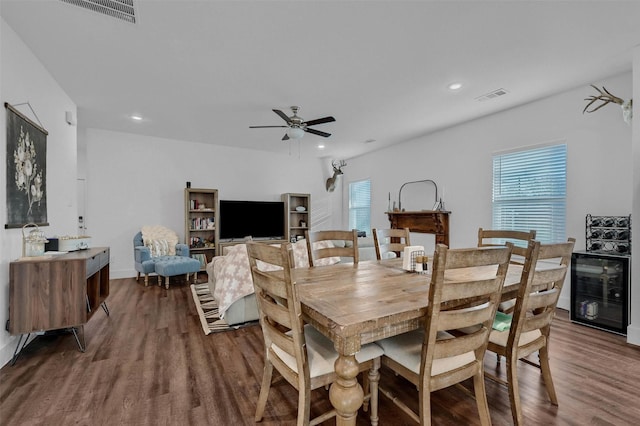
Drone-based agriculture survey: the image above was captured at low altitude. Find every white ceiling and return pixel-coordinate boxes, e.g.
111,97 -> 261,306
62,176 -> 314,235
2,1 -> 639,159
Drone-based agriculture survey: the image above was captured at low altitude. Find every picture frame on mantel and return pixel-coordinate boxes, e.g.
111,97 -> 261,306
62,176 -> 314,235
5,102 -> 49,229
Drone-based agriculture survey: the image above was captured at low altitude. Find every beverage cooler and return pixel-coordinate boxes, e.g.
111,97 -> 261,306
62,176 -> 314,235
570,214 -> 631,335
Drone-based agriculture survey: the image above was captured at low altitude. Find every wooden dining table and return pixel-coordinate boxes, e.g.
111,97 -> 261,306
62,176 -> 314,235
294,257 -> 525,425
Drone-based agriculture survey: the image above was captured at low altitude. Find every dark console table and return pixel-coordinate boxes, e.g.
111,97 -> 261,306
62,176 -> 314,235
387,211 -> 450,246
9,247 -> 110,364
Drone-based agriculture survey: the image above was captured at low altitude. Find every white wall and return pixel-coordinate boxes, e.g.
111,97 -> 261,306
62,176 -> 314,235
342,72 -> 633,322
629,45 -> 640,346
0,18 -> 78,366
82,128 -> 337,278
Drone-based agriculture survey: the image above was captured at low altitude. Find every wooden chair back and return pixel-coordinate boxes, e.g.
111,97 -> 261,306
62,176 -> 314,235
247,241 -> 382,425
477,228 -> 536,263
378,243 -> 512,424
423,244 -> 512,391
486,237 -> 575,425
505,238 -> 575,354
373,228 -> 411,260
246,242 -> 308,390
305,229 -> 359,266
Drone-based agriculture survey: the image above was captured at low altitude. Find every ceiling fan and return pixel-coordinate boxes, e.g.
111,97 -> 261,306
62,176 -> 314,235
250,106 -> 335,140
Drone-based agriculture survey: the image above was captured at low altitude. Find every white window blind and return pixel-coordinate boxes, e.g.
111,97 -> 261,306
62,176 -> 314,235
492,144 -> 567,244
349,179 -> 371,234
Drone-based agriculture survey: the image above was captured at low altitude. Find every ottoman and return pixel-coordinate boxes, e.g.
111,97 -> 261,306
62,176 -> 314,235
154,256 -> 201,289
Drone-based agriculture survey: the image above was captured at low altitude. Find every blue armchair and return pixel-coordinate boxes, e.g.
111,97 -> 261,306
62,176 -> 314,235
133,228 -> 194,287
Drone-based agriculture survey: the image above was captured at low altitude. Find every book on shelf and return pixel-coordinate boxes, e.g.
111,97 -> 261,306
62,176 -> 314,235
190,217 -> 215,230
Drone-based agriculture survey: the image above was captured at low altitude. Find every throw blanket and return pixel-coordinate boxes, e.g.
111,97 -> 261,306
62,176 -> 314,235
492,311 -> 512,331
141,225 -> 178,256
213,241 -> 311,318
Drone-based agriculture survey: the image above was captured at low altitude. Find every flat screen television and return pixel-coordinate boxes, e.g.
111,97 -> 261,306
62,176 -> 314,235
219,200 -> 285,240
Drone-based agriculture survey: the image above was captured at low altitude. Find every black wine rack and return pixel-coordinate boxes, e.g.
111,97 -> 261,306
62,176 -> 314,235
585,214 -> 631,255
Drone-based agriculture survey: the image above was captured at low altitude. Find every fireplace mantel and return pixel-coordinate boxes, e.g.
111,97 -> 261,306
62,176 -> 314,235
386,210 -> 450,246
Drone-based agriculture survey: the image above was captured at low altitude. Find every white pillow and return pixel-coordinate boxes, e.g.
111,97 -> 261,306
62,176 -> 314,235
141,225 -> 178,255
291,239 -> 310,268
146,239 -> 169,257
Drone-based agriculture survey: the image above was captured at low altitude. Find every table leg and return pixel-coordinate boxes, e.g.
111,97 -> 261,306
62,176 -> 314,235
329,353 -> 363,425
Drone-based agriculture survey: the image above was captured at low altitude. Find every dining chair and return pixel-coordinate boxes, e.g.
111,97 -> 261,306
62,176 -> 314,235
478,228 -> 536,315
377,243 -> 513,425
305,229 -> 359,266
372,228 -> 411,260
484,238 -> 575,426
246,242 -> 383,426
477,227 -> 536,265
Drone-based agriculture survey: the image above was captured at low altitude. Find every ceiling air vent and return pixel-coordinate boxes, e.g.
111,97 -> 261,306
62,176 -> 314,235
475,88 -> 510,102
59,0 -> 137,24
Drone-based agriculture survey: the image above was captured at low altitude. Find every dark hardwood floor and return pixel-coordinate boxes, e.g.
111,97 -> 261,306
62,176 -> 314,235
1,277 -> 639,425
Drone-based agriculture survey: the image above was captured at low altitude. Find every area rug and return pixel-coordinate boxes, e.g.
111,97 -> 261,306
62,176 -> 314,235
190,283 -> 257,335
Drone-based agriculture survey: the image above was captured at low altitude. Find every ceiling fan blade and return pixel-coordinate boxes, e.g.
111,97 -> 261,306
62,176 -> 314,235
282,133 -> 290,141
249,125 -> 287,128
273,109 -> 292,124
303,116 -> 335,127
305,128 -> 331,138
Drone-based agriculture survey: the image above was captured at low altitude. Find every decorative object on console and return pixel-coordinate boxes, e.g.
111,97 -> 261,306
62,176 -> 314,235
249,106 -> 335,141
5,102 -> 48,228
325,160 -> 346,192
22,223 -> 48,257
45,235 -> 91,252
583,84 -> 633,124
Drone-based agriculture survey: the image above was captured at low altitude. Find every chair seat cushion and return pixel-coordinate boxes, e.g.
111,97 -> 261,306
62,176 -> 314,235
271,325 -> 384,378
155,256 -> 200,277
378,330 -> 475,376
489,328 -> 542,348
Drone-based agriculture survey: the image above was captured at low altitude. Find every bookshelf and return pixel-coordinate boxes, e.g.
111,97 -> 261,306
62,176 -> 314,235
282,193 -> 310,243
185,188 -> 219,270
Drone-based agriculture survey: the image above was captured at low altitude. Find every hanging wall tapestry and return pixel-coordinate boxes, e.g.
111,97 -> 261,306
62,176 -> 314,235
5,102 -> 48,228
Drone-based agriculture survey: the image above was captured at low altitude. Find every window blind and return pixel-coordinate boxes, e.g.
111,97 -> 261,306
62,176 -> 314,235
349,179 -> 371,234
492,144 -> 567,244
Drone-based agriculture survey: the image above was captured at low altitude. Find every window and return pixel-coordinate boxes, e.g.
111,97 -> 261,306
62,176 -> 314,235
349,179 -> 371,234
492,143 -> 567,244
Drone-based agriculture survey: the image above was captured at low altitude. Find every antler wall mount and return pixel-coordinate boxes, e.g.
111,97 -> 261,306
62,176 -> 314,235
583,84 -> 633,124
326,160 -> 346,192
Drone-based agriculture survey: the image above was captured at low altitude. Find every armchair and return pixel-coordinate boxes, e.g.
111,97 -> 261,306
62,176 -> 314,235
133,225 -> 198,288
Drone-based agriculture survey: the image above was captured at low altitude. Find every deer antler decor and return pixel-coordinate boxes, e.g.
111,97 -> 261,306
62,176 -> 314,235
326,160 -> 346,192
583,84 -> 633,124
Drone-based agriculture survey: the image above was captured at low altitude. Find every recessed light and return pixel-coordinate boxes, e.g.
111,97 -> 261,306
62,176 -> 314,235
448,82 -> 463,91
317,144 -> 325,149
131,115 -> 143,121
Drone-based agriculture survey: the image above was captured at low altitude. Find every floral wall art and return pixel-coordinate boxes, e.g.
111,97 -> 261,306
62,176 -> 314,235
5,102 -> 48,228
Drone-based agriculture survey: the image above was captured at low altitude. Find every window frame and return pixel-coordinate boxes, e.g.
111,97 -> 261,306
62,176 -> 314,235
348,178 -> 371,234
492,142 -> 567,244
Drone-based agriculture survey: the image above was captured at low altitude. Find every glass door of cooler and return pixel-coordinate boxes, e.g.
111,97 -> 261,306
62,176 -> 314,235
571,251 -> 630,335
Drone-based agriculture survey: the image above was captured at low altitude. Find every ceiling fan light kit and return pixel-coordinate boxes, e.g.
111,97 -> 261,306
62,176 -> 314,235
286,127 -> 305,139
250,106 -> 335,141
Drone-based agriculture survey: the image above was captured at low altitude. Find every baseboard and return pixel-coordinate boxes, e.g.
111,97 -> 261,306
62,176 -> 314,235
626,323 -> 640,346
